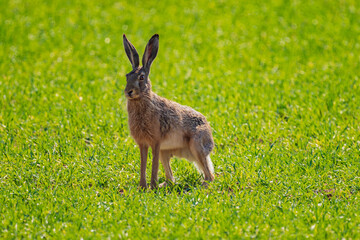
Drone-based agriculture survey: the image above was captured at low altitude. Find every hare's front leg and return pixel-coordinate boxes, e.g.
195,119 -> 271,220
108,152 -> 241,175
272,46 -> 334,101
150,143 -> 160,189
139,145 -> 148,189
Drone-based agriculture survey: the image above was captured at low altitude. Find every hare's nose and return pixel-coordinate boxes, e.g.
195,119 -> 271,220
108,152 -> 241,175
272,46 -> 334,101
127,90 -> 133,97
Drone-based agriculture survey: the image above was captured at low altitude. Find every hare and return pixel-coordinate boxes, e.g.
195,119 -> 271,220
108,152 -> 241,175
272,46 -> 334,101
123,34 -> 215,189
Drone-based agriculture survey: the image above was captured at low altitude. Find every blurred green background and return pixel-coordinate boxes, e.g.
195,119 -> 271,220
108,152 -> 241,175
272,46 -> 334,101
1,0 -> 360,238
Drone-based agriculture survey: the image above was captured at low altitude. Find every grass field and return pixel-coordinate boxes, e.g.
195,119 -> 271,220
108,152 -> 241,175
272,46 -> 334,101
1,0 -> 360,238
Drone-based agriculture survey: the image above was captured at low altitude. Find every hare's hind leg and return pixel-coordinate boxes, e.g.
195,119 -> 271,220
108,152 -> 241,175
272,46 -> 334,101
159,150 -> 175,187
189,136 -> 215,182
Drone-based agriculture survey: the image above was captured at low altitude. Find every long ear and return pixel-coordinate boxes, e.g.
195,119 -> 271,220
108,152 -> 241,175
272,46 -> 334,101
142,34 -> 159,71
123,34 -> 140,69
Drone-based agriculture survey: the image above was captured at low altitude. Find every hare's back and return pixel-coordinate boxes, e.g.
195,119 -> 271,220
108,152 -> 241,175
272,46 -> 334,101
155,95 -> 210,134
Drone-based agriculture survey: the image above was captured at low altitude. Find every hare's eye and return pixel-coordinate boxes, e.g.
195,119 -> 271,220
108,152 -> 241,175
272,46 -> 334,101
139,75 -> 145,80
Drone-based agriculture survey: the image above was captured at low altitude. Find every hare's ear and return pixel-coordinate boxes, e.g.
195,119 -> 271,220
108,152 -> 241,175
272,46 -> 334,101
123,34 -> 139,69
142,34 -> 159,71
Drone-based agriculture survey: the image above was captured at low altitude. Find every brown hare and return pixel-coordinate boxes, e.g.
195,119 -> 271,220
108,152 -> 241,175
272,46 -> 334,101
123,34 -> 215,189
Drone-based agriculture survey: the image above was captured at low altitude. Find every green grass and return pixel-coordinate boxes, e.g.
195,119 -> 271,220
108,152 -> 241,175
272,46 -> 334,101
1,0 -> 360,238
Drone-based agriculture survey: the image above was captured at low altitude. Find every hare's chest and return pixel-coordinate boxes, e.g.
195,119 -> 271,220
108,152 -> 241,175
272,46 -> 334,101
128,112 -> 159,143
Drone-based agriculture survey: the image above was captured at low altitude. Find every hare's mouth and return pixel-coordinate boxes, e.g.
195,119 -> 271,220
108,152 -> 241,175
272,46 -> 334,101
126,95 -> 140,100
125,89 -> 140,99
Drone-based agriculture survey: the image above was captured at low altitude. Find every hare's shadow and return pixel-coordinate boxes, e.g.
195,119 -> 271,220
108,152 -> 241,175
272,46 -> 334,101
156,175 -> 204,194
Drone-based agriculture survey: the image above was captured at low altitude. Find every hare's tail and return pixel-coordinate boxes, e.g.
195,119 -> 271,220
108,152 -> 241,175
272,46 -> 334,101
193,154 -> 214,178
206,155 -> 214,174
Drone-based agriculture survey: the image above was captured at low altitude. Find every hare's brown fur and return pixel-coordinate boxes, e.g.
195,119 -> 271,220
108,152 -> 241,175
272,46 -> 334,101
123,34 -> 214,189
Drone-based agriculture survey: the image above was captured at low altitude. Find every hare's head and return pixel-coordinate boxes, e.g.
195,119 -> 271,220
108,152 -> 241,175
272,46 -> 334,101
123,34 -> 159,100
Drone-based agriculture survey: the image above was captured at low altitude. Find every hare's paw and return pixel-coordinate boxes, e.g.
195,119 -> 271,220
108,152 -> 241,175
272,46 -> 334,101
139,180 -> 147,190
